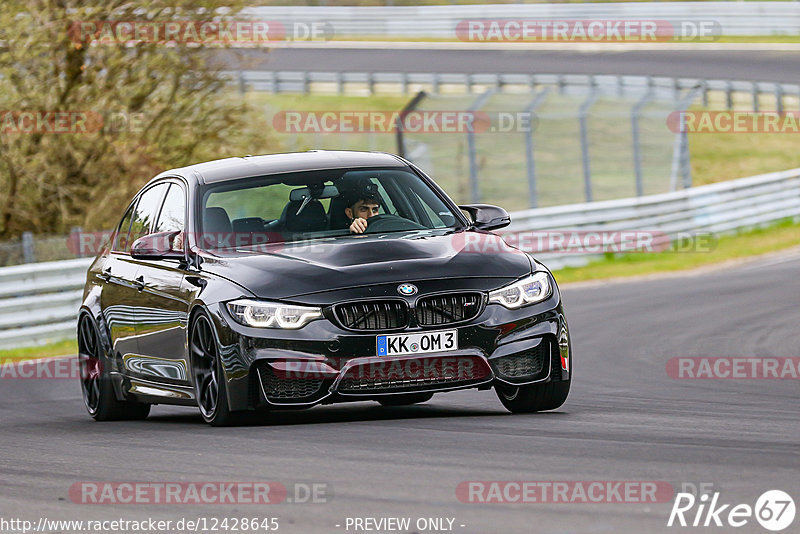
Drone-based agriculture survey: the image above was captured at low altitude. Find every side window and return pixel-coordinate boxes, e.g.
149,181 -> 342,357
128,183 -> 169,251
112,203 -> 136,253
153,183 -> 186,251
154,184 -> 186,233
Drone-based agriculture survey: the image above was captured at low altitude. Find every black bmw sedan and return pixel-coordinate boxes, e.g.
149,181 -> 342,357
79,150 -> 572,425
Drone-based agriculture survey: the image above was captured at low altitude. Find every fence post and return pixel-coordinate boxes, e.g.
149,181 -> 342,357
631,90 -> 653,197
776,83 -> 784,115
701,79 -> 708,108
523,87 -> 552,209
466,90 -> 495,203
21,232 -> 35,264
670,84 -> 703,190
726,80 -> 734,110
395,91 -> 427,158
681,128 -> 692,189
752,82 -> 759,112
578,84 -> 599,202
238,70 -> 246,96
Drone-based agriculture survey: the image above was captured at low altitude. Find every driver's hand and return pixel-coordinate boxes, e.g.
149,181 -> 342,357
349,218 -> 368,234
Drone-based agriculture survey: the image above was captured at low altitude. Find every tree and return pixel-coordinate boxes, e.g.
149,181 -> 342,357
0,0 -> 274,237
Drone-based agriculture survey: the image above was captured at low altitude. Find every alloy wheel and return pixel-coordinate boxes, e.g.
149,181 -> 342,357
191,315 -> 220,418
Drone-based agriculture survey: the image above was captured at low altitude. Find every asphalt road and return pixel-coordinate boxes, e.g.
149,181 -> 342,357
1,251 -> 798,534
225,46 -> 800,82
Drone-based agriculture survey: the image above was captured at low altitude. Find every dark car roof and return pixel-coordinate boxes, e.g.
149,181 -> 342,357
165,150 -> 407,185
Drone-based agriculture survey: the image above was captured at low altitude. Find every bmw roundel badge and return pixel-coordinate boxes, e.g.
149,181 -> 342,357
397,283 -> 418,296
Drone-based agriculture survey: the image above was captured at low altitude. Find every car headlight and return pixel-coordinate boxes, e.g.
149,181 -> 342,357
488,272 -> 552,309
226,299 -> 322,329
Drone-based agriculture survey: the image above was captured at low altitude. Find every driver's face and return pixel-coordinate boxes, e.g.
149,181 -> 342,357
347,200 -> 380,220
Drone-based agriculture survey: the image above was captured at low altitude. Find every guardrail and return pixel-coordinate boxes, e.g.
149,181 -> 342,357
243,3 -> 800,37
1,168 -> 798,349
0,258 -> 91,349
507,167 -> 800,269
231,70 -> 800,113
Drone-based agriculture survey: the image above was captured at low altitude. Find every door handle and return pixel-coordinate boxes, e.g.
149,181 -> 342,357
98,266 -> 112,281
134,275 -> 145,291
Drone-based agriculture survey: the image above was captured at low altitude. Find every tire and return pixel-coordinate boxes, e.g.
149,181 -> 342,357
78,314 -> 150,421
377,392 -> 434,406
495,380 -> 570,413
190,311 -> 251,426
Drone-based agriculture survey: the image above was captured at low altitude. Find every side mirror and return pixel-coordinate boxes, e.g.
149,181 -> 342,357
459,204 -> 511,231
131,231 -> 184,260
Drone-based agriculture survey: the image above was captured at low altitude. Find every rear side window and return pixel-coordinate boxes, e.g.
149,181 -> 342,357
128,184 -> 169,251
154,183 -> 186,234
112,203 -> 136,253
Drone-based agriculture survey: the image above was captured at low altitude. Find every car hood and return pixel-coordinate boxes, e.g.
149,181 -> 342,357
200,229 -> 532,300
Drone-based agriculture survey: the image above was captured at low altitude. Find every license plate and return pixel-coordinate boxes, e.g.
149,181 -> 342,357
376,329 -> 457,357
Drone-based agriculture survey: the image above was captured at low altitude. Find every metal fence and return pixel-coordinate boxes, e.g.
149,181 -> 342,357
242,3 -> 800,37
0,228 -> 91,267
250,71 -> 799,211
1,167 -> 798,349
233,71 -> 800,110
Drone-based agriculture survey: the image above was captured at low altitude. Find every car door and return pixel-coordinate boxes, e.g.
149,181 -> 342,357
131,181 -> 193,387
99,201 -> 141,361
103,182 -> 170,375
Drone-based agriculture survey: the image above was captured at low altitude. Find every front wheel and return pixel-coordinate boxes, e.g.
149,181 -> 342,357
78,314 -> 150,421
495,381 -> 570,413
190,311 -> 255,426
377,392 -> 434,406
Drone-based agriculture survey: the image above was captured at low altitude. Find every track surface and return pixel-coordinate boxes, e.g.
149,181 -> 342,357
2,252 -> 798,533
226,47 -> 800,82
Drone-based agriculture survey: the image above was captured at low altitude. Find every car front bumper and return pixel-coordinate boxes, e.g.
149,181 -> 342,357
208,291 -> 571,412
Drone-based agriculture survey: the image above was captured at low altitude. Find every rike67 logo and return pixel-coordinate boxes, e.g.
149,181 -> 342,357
668,490 -> 795,531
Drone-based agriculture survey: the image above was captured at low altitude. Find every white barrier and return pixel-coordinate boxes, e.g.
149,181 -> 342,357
0,258 -> 91,349
508,167 -> 800,268
243,3 -> 800,38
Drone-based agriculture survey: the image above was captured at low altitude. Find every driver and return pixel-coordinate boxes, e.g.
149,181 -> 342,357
345,189 -> 383,234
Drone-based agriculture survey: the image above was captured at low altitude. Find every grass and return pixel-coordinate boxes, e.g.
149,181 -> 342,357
552,218 -> 800,284
0,338 -> 77,362
689,129 -> 800,186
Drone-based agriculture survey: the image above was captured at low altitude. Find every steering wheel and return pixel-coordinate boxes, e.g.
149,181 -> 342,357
363,214 -> 426,233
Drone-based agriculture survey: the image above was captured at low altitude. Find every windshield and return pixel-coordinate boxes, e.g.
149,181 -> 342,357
197,167 -> 462,250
